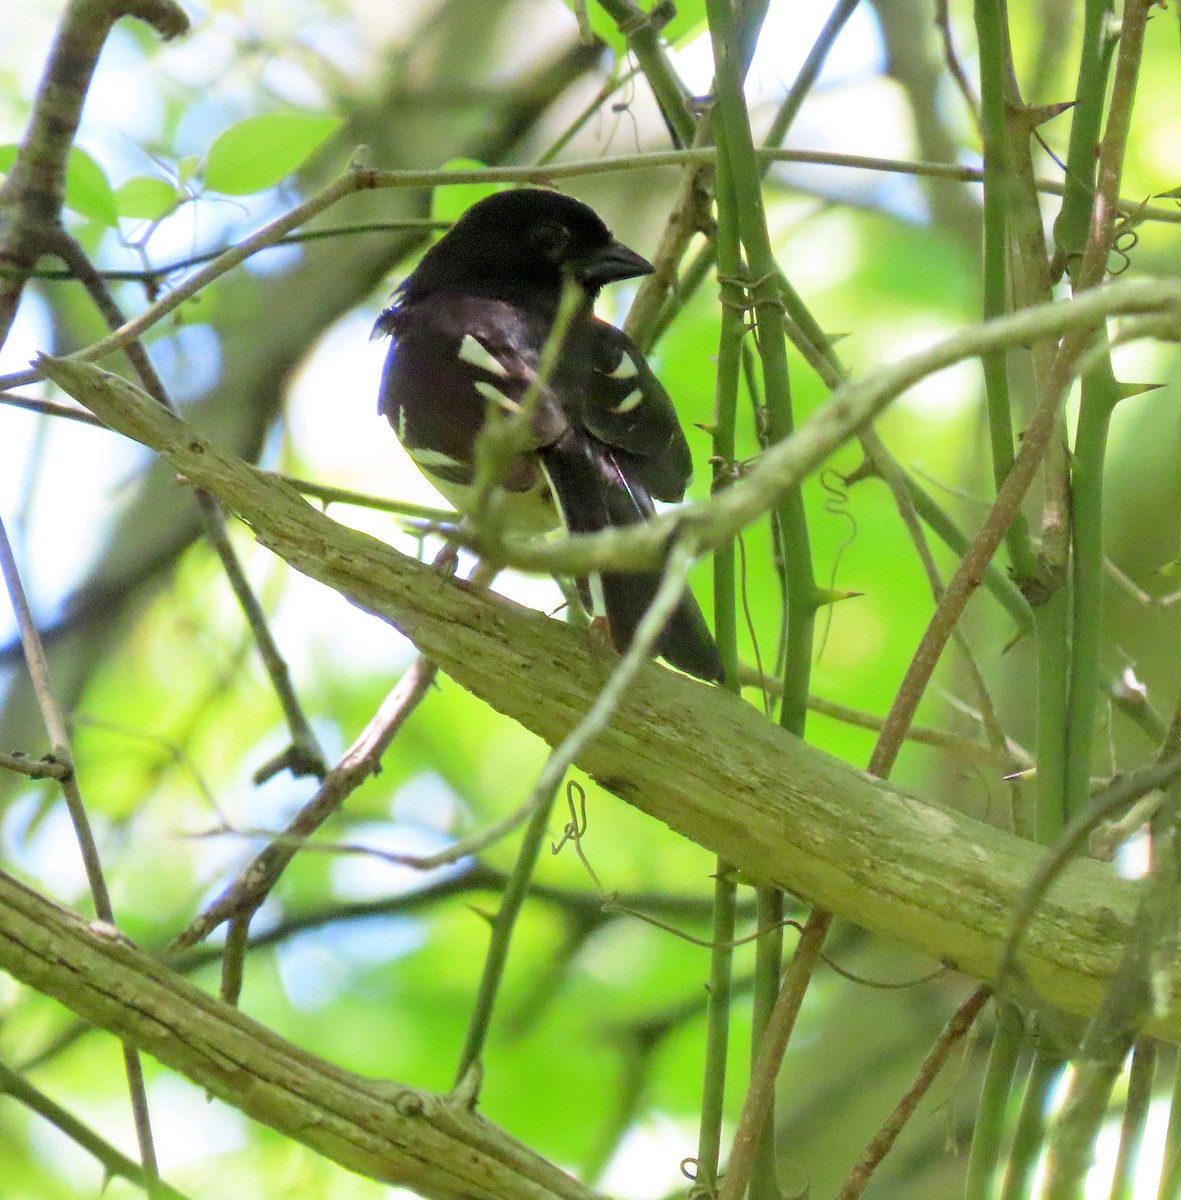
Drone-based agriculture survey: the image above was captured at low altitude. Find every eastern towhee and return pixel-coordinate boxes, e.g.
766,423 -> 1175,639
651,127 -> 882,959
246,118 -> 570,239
373,188 -> 722,683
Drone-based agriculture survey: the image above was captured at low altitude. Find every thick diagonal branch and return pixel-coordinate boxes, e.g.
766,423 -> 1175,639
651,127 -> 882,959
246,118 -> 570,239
0,869 -> 606,1200
33,353 -> 1174,1040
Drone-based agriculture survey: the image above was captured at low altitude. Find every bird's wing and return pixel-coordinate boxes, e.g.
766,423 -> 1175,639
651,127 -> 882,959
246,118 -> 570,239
375,293 -> 567,496
539,428 -> 722,682
566,320 -> 694,504
376,295 -> 721,680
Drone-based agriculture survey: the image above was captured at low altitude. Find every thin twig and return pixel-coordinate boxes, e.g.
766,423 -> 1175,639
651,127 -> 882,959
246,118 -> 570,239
0,10 -> 188,1176
0,390 -> 107,426
171,552 -> 495,956
0,0 -> 187,344
188,802 -> 544,874
0,220 -> 449,284
0,1057 -> 194,1200
4,147 -> 1181,391
268,473 -> 453,521
453,538 -> 700,1084
866,305 -> 1117,779
0,516 -> 107,910
833,986 -> 992,1200
0,749 -> 70,780
860,424 -> 1027,829
48,229 -> 327,783
1108,1038 -> 1156,1200
172,646 -> 441,951
717,907 -> 831,1200
935,0 -> 981,131
740,674 -> 1032,768
0,512 -> 162,1193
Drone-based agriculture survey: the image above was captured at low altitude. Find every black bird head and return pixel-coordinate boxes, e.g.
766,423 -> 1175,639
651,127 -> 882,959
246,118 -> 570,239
399,188 -> 654,307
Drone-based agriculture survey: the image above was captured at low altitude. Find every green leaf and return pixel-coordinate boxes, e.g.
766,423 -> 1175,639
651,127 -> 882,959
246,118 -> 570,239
65,147 -> 119,225
0,144 -> 118,225
203,113 -> 343,196
115,175 -> 180,221
429,159 -> 505,225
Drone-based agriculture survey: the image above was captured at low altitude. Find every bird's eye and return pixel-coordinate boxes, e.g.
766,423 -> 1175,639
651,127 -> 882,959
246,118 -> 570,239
533,222 -> 571,260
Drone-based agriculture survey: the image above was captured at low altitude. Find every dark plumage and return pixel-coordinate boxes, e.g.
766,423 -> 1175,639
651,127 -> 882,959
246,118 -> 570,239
373,188 -> 723,683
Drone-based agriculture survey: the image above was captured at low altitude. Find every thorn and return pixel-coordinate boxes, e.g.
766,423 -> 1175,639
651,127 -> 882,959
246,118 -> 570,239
466,904 -> 498,926
1115,380 -> 1165,400
1010,99 -> 1075,128
814,587 -> 863,607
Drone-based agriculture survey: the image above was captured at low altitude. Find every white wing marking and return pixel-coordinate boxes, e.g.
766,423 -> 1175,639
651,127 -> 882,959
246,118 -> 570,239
608,389 -> 643,415
608,353 -> 639,381
458,334 -> 510,377
408,447 -> 467,472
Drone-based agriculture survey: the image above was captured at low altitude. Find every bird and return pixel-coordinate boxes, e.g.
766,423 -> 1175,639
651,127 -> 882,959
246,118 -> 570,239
372,187 -> 723,683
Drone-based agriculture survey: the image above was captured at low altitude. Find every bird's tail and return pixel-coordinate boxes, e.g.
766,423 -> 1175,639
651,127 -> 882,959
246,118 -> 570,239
539,435 -> 724,683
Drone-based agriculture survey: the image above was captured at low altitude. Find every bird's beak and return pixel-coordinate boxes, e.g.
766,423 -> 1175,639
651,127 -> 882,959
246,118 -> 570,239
575,240 -> 655,286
